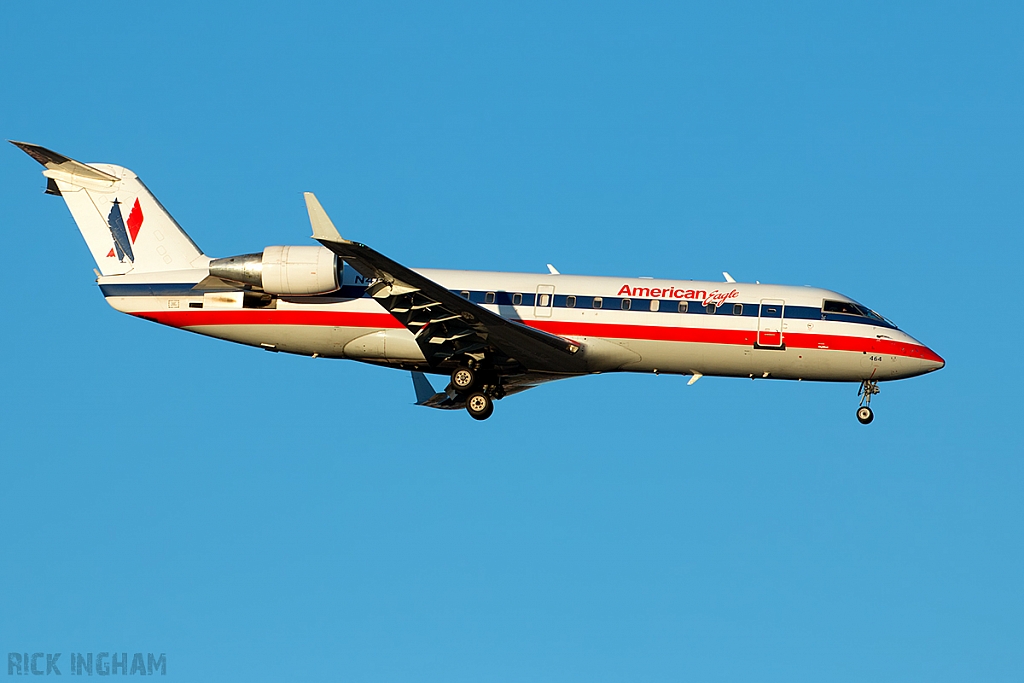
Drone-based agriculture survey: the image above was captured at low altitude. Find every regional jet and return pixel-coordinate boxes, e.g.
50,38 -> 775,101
12,142 -> 943,422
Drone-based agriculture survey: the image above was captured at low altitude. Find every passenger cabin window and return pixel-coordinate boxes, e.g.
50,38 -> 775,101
593,297 -> 603,309
485,292 -> 495,304
538,293 -> 550,306
461,291 -> 470,300
512,293 -> 523,306
706,303 -> 717,314
650,299 -> 660,312
678,301 -> 688,313
566,295 -> 576,308
621,299 -> 631,310
733,303 -> 743,315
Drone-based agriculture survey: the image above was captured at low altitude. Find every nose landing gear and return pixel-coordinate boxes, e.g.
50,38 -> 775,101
857,380 -> 879,424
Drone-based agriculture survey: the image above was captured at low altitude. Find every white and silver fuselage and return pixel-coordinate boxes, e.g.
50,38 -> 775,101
99,264 -> 944,382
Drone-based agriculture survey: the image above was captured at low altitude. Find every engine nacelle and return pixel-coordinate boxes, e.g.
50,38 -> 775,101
209,246 -> 340,296
261,246 -> 339,295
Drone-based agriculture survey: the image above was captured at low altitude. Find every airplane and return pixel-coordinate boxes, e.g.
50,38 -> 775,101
11,141 -> 944,423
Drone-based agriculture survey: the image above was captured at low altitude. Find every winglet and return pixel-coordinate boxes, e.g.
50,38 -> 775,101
723,271 -> 736,283
304,192 -> 347,243
411,371 -> 437,405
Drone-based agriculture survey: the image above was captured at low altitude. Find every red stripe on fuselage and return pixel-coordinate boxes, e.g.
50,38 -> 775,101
526,320 -> 944,362
131,309 -> 942,363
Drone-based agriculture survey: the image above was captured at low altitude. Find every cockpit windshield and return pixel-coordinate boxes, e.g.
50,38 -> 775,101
865,308 -> 897,327
822,299 -> 897,328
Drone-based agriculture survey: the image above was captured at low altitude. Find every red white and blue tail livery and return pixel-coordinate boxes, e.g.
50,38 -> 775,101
13,142 -> 944,422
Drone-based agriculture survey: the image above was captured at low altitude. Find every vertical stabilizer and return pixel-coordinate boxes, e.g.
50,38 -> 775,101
11,141 -> 206,275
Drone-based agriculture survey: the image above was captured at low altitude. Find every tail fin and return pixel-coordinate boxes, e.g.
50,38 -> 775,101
11,141 -> 206,275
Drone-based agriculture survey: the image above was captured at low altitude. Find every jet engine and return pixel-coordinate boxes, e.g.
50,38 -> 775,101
209,246 -> 340,295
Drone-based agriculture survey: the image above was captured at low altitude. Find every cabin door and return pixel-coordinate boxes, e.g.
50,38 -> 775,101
534,285 -> 555,317
757,299 -> 785,348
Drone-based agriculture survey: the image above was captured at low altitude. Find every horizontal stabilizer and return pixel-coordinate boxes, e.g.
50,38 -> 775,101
9,141 -> 118,182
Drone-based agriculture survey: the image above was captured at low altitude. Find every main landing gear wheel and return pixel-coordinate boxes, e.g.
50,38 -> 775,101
452,367 -> 477,392
466,392 -> 494,421
856,380 -> 880,425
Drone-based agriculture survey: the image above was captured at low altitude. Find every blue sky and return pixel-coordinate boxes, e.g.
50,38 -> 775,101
1,1 -> 1021,680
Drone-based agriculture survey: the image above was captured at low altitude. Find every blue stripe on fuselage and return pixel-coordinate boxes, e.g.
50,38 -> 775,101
97,283 -> 898,329
99,283 -> 370,299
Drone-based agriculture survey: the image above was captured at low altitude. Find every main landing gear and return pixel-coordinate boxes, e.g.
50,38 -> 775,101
452,366 -> 477,392
466,392 -> 494,420
857,380 -> 880,424
451,364 -> 504,421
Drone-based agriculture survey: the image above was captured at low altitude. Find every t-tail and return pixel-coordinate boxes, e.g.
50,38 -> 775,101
10,141 -> 206,275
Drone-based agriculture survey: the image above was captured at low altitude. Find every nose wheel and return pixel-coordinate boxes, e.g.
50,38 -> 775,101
857,380 -> 879,424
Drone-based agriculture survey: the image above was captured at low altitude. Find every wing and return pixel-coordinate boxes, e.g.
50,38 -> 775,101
305,193 -> 587,375
410,371 -> 557,410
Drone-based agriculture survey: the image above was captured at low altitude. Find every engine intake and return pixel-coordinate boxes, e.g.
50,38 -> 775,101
209,246 -> 339,296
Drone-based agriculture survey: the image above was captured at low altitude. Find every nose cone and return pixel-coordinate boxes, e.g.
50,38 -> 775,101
922,347 -> 945,372
904,342 -> 945,377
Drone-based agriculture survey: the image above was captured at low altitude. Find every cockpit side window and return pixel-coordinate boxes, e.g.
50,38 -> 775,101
823,300 -> 864,316
823,299 -> 894,327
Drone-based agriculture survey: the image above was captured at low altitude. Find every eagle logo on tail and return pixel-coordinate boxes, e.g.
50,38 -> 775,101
105,198 -> 144,262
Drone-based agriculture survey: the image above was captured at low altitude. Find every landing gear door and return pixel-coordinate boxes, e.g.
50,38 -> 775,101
757,299 -> 785,348
535,284 -> 555,318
